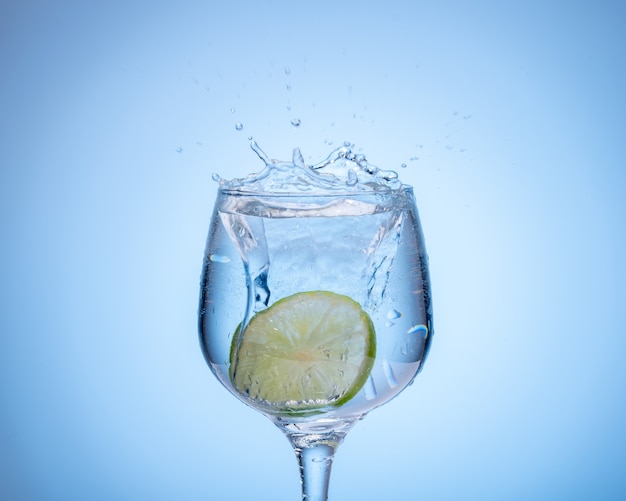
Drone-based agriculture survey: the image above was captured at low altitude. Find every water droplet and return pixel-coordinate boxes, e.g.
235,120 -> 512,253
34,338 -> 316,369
407,324 -> 428,338
211,173 -> 221,182
290,118 -> 301,127
209,254 -> 231,263
175,147 -> 183,153
284,66 -> 291,75
387,309 -> 402,320
400,163 -> 407,168
235,122 -> 243,131
230,107 -> 236,113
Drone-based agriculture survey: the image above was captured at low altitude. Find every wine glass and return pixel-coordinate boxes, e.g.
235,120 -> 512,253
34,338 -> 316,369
198,145 -> 432,500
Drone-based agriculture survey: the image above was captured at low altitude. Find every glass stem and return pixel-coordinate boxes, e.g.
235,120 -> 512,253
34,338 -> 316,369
294,441 -> 337,501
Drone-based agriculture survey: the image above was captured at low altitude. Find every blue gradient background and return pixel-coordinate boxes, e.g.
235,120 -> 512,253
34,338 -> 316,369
1,1 -> 625,499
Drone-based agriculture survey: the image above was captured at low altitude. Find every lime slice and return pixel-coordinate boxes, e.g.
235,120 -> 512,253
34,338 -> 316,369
230,291 -> 376,413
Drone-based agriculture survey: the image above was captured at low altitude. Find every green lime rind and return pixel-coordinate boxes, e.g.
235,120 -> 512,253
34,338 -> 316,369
229,291 -> 376,415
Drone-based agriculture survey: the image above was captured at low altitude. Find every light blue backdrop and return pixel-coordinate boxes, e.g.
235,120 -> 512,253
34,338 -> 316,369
1,1 -> 625,499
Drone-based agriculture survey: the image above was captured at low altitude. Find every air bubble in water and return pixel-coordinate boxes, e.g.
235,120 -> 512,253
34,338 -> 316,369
401,163 -> 407,168
230,107 -> 236,113
176,147 -> 183,153
290,118 -> 301,127
284,66 -> 291,75
235,122 -> 244,131
254,270 -> 270,308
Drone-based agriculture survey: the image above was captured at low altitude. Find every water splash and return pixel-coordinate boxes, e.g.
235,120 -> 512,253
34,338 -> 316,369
217,141 -> 406,194
250,140 -> 270,165
346,169 -> 358,186
292,148 -> 305,168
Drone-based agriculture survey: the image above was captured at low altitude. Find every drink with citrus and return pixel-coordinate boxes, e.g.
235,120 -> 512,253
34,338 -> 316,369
199,145 -> 432,436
